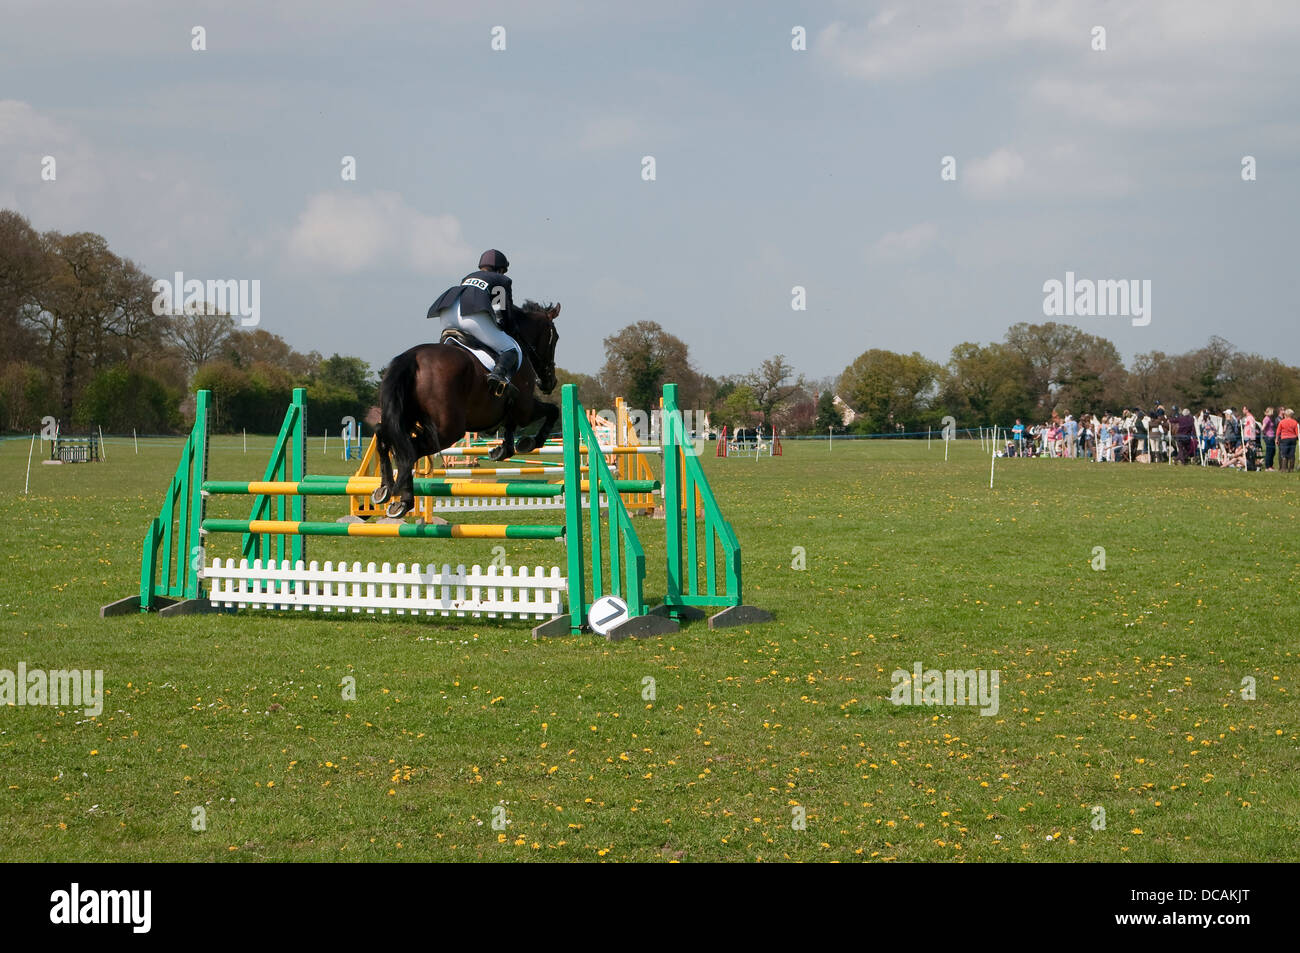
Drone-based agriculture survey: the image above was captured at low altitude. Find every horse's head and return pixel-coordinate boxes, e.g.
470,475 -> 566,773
517,300 -> 561,394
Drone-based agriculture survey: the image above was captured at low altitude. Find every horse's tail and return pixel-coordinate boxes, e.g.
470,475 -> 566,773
381,349 -> 417,437
379,347 -> 438,472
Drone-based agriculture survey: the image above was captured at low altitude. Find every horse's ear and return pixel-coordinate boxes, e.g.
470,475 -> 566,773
549,303 -> 561,320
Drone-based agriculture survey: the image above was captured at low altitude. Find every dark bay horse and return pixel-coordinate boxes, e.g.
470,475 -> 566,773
369,301 -> 561,519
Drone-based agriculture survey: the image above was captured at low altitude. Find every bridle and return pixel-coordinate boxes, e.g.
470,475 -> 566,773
514,311 -> 558,393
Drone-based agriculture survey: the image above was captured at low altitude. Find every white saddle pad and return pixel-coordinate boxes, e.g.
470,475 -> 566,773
446,336 -> 495,372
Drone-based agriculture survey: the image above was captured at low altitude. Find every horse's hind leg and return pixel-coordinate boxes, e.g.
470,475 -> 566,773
488,422 -> 516,462
371,431 -> 393,505
516,400 -> 559,453
386,441 -> 415,518
388,423 -> 442,519
386,430 -> 421,519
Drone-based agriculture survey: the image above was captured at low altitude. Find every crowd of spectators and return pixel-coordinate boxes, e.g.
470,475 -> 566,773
1002,405 -> 1299,472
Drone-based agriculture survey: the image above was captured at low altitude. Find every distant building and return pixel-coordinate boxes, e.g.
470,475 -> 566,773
832,395 -> 857,426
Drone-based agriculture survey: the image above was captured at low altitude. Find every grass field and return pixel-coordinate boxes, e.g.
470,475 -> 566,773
1,433 -> 1296,862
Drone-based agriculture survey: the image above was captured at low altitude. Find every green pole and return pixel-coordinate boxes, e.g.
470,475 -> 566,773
183,390 -> 210,599
562,385 -> 586,634
662,384 -> 683,605
290,387 -> 306,566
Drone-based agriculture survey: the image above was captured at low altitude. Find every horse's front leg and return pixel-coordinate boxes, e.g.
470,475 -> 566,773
515,400 -> 559,454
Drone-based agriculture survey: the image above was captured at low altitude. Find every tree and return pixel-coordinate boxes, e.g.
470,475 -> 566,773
776,391 -> 816,433
1002,322 -> 1083,412
838,349 -> 940,433
813,390 -> 840,433
600,321 -> 707,413
316,354 -> 376,403
1226,352 -> 1300,414
166,310 -> 236,370
745,354 -> 804,431
0,210 -> 48,366
555,367 -> 612,411
24,231 -> 157,415
716,384 -> 759,429
1053,333 -> 1127,413
1125,350 -> 1178,410
225,328 -> 318,378
0,361 -> 56,432
74,366 -> 180,432
937,341 -> 1036,426
1000,322 -> 1129,416
1170,336 -> 1235,410
192,359 -> 298,433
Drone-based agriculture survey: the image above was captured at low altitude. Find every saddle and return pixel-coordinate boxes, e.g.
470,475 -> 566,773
440,328 -> 498,371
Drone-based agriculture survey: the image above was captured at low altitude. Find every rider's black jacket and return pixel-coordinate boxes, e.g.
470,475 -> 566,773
428,270 -> 515,325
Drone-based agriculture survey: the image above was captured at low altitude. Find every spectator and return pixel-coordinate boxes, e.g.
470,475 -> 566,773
1222,409 -> 1240,451
1278,409 -> 1299,473
1064,415 -> 1078,457
1176,407 -> 1196,464
1241,407 -> 1258,471
1218,442 -> 1247,469
1012,419 -> 1025,454
1262,407 -> 1278,471
1198,410 -> 1217,459
1242,406 -> 1257,447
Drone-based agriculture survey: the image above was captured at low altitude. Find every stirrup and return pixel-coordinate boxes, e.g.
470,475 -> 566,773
488,375 -> 509,397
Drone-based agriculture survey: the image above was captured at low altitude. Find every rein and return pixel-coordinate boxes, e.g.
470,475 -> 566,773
513,314 -> 555,388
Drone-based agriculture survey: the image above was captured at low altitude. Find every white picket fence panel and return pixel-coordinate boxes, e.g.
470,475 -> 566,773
204,559 -> 565,619
425,492 -> 603,513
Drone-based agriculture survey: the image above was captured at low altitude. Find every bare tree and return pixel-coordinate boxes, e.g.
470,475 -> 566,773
745,354 -> 804,431
166,309 -> 236,370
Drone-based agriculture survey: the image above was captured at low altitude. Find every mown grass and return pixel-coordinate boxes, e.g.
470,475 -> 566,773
0,433 -> 1296,861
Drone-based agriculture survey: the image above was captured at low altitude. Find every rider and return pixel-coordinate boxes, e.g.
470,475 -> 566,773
428,249 -> 523,396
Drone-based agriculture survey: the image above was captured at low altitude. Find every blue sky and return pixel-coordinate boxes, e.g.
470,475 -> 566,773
3,1 -> 1298,382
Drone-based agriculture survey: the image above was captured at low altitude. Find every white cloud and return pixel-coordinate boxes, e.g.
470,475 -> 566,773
818,1 -> 1300,127
0,100 -> 237,267
0,100 -> 104,220
870,223 -> 939,258
818,2 -> 1077,81
1030,78 -> 1167,127
286,191 -> 472,275
962,148 -> 1026,198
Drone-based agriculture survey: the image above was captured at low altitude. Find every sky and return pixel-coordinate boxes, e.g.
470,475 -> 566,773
2,0 -> 1298,383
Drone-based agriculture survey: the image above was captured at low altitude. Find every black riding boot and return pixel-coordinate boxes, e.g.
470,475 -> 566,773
486,349 -> 520,397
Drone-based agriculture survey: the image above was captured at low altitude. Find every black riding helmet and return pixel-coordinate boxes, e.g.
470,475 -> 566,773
479,249 -> 509,272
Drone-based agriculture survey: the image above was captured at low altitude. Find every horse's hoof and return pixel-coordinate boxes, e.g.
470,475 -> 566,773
488,446 -> 514,462
371,486 -> 390,505
386,500 -> 410,519
516,437 -> 536,453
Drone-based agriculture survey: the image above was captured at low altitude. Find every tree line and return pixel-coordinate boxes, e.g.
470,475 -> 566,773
826,324 -> 1300,436
0,210 -> 374,434
6,208 -> 1297,437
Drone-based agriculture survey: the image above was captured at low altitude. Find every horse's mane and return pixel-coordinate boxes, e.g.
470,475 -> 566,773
519,299 -> 556,317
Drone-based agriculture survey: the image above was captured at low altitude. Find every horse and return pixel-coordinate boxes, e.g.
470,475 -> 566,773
368,300 -> 561,519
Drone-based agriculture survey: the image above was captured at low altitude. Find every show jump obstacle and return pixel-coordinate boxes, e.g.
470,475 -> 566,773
45,426 -> 102,464
343,396 -> 658,522
715,425 -> 782,459
102,384 -> 770,638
